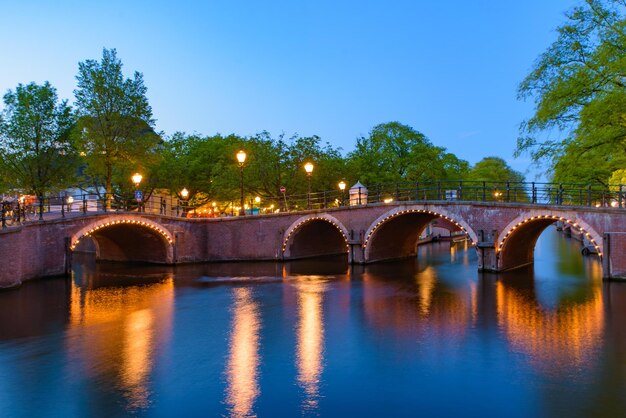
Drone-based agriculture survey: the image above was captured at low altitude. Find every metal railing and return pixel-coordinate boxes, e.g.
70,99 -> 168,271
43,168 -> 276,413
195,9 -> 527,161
1,180 -> 625,228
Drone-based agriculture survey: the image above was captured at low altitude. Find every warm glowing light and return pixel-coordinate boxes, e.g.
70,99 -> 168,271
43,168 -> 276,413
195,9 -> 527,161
296,280 -> 325,412
180,188 -> 189,199
68,277 -> 174,410
304,162 -> 314,174
254,196 -> 261,204
67,196 -> 74,204
225,288 -> 260,418
236,150 -> 247,165
338,180 -> 346,191
383,198 -> 393,204
132,172 -> 143,186
495,280 -> 603,374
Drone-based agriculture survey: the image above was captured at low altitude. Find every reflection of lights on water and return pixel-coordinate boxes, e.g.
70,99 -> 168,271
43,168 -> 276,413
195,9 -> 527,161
417,266 -> 437,316
122,309 -> 154,409
296,281 -> 326,411
225,287 -> 261,418
496,281 -> 604,373
68,277 -> 174,411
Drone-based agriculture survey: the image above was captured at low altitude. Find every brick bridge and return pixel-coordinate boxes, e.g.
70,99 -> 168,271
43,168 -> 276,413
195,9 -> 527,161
1,201 -> 625,288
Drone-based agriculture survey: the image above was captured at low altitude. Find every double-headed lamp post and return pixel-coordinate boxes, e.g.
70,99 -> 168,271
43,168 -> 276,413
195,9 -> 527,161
304,162 -> 314,209
237,150 -> 247,216
132,172 -> 143,212
338,180 -> 346,206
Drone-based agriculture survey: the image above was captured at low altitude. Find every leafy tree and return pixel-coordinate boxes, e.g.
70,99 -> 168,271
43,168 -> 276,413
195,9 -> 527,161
516,0 -> 626,183
153,132 -> 242,204
0,82 -> 76,196
466,157 -> 526,201
282,134 -> 347,195
467,157 -> 525,183
74,48 -> 160,205
347,122 -> 467,185
609,168 -> 626,185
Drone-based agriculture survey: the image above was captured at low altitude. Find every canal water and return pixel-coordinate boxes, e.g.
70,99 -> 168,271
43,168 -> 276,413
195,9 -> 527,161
0,227 -> 625,417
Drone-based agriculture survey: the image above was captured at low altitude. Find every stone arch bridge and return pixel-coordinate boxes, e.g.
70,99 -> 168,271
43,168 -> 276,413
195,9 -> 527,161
1,201 -> 625,287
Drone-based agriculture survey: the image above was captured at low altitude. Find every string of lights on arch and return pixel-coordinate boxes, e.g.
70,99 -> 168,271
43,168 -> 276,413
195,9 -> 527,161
363,209 -> 471,249
497,215 -> 602,256
281,216 -> 349,253
70,218 -> 174,251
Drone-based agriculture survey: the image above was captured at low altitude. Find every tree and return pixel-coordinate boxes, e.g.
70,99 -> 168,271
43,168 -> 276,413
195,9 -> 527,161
0,82 -> 76,196
609,168 -> 626,185
74,48 -> 160,205
154,132 -> 243,205
347,122 -> 467,185
466,157 -> 526,201
467,157 -> 525,183
516,0 -> 626,183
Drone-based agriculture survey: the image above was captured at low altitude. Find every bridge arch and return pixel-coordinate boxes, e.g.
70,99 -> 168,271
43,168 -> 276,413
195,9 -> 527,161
363,206 -> 478,263
282,214 -> 350,260
70,215 -> 175,264
496,212 -> 603,271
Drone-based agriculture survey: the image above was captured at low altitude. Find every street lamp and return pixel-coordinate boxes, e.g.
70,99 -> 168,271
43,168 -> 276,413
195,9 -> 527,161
180,187 -> 189,217
237,150 -> 246,216
304,162 -> 314,209
132,172 -> 143,212
132,173 -> 143,188
338,180 -> 346,206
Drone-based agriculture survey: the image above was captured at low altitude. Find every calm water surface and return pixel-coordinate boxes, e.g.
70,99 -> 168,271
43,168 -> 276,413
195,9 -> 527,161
1,228 -> 625,417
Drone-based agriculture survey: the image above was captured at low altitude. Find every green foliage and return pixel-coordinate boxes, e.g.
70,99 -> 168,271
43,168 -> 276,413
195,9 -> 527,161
517,0 -> 626,182
74,48 -> 161,199
0,82 -> 76,195
153,131 -> 347,210
153,132 -> 243,204
608,168 -> 626,189
466,157 -> 525,183
347,122 -> 468,185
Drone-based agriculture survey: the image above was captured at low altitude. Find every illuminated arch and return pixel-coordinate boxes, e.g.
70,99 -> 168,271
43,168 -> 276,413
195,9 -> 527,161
70,215 -> 175,264
282,214 -> 350,258
496,212 -> 603,271
496,213 -> 603,257
362,205 -> 478,262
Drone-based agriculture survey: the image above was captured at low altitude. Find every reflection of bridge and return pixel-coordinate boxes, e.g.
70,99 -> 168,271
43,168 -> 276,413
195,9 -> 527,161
1,200 -> 625,287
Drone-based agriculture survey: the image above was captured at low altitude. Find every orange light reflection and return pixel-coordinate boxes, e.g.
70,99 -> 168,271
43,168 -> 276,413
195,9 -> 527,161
225,287 -> 261,418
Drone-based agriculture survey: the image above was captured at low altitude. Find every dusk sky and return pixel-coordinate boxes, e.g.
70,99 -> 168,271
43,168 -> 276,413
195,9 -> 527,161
1,1 -> 574,178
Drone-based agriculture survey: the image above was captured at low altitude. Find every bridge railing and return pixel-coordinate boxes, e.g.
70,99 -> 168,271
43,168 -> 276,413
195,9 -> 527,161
1,180 -> 625,228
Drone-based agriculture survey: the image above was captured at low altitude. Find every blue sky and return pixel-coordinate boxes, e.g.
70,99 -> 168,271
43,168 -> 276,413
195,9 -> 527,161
0,1 -> 575,178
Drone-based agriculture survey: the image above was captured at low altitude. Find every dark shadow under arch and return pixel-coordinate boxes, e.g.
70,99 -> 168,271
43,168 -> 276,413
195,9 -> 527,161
74,223 -> 172,264
366,212 -> 464,262
499,218 -> 556,271
285,219 -> 348,260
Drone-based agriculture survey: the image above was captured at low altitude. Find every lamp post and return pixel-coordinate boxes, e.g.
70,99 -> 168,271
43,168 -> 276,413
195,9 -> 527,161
304,162 -> 314,209
338,180 -> 346,206
180,187 -> 189,217
132,172 -> 143,212
236,150 -> 246,216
